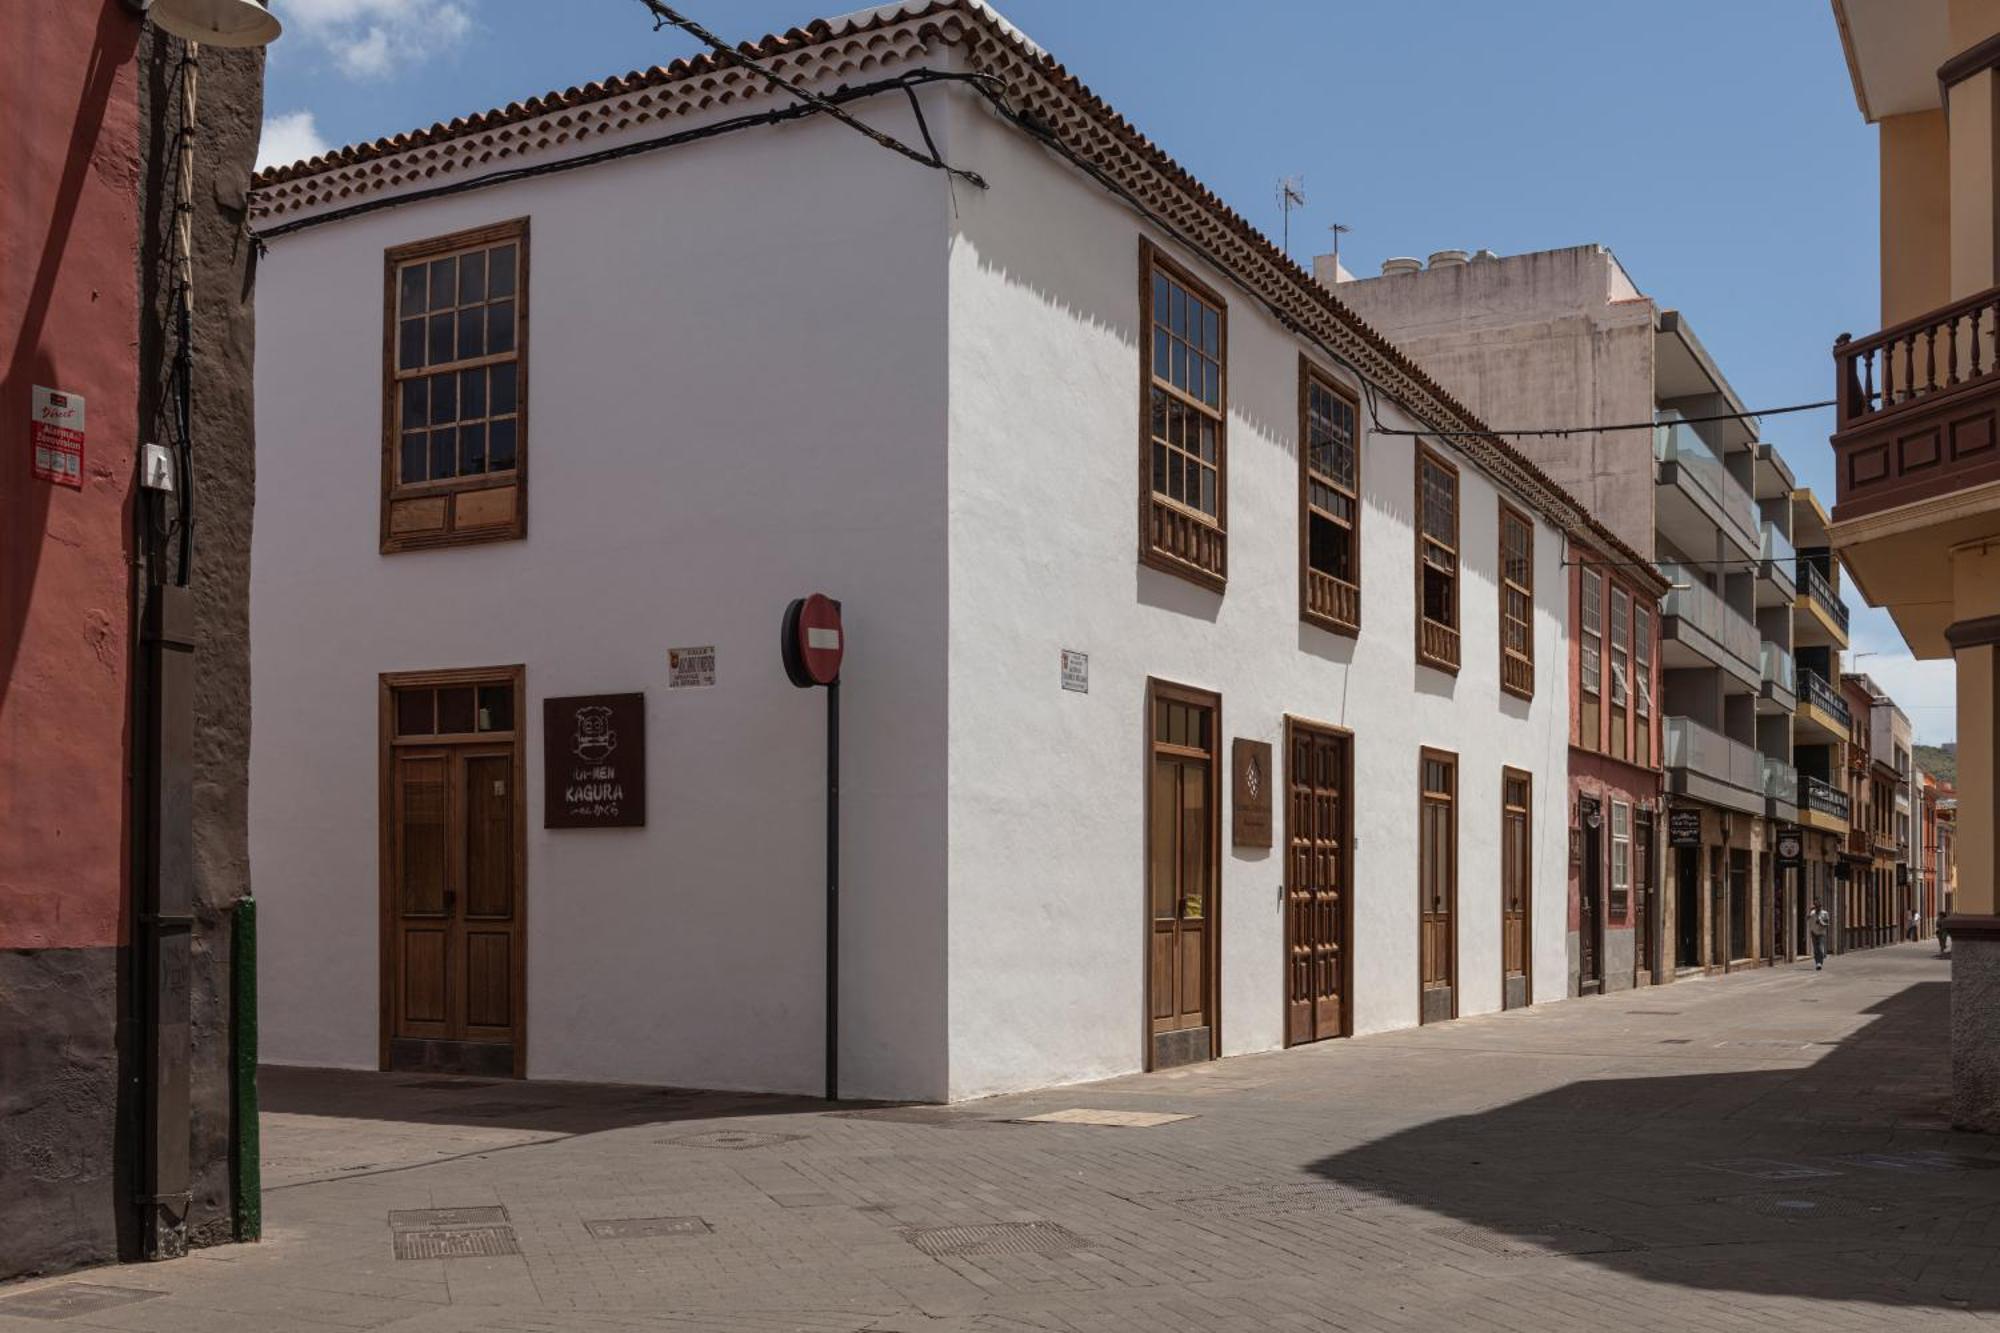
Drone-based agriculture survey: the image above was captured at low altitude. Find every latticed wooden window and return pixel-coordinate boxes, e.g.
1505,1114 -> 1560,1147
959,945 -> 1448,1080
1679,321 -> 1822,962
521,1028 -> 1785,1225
1580,567 -> 1602,750
383,218 -> 527,552
1610,585 -> 1632,762
1301,364 -> 1359,633
1610,800 -> 1631,916
1633,605 -> 1653,767
1416,449 -> 1460,671
1499,505 -> 1534,698
1141,243 -> 1226,587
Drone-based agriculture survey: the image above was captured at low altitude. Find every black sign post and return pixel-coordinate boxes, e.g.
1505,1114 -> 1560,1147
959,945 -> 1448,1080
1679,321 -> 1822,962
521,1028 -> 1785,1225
783,595 -> 844,1102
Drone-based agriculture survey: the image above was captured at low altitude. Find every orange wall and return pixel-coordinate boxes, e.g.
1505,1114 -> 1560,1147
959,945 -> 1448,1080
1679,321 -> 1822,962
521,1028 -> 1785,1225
0,2 -> 142,950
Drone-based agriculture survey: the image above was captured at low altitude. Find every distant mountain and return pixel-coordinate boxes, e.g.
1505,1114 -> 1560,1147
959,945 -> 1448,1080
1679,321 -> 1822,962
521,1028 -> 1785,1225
1915,742 -> 1957,786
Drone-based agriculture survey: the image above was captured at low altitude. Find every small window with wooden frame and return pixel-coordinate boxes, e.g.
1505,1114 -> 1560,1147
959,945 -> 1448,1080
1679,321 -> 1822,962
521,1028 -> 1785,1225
1498,503 -> 1534,698
383,218 -> 528,553
1300,358 -> 1361,634
1140,241 -> 1227,589
1415,446 -> 1460,671
1579,567 -> 1603,751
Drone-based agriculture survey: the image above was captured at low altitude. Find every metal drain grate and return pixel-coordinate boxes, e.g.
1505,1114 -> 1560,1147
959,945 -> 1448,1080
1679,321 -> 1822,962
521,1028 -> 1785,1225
668,1129 -> 804,1150
389,1206 -> 509,1229
1715,1193 -> 1890,1221
904,1221 -> 1083,1258
584,1216 -> 711,1239
0,1285 -> 163,1321
1430,1225 -> 1634,1257
393,1226 -> 522,1259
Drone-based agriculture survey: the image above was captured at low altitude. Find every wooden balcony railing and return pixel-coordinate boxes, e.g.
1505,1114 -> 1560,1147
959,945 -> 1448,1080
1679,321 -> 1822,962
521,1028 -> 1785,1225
1501,649 -> 1533,699
1144,498 -> 1226,587
1833,285 -> 2000,521
1418,617 -> 1460,673
1304,568 -> 1359,635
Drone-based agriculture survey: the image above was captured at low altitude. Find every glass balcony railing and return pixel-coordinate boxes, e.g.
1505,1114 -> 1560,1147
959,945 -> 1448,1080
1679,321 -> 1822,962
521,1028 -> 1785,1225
1797,669 -> 1852,727
1658,563 -> 1761,671
1795,559 -> 1851,632
1760,642 -> 1794,695
1760,521 -> 1797,571
1804,775 -> 1851,822
1665,715 -> 1761,793
1763,756 -> 1799,807
1655,412 -> 1759,547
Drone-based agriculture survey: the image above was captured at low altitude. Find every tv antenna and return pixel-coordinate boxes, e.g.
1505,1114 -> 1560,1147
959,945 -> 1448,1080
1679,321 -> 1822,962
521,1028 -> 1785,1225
1277,176 -> 1306,257
1328,222 -> 1352,273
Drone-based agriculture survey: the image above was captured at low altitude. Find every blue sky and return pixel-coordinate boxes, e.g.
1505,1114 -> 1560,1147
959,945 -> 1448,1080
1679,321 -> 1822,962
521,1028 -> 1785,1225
256,0 -> 1958,744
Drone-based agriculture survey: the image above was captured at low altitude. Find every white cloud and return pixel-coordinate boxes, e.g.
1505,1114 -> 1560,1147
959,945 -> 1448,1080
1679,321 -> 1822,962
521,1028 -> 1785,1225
257,109 -> 330,170
278,0 -> 472,79
1847,606 -> 1958,746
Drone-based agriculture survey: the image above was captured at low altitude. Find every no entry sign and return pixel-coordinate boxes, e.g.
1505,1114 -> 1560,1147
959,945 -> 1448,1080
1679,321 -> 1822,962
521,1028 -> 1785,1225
782,594 -> 843,688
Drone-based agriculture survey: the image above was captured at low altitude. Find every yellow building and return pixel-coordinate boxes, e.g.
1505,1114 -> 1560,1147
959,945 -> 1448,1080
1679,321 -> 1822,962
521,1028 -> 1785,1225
1830,0 -> 2000,1130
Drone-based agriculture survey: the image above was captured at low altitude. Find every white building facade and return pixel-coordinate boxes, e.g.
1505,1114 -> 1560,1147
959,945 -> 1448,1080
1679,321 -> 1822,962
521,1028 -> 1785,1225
249,1 -> 1613,1102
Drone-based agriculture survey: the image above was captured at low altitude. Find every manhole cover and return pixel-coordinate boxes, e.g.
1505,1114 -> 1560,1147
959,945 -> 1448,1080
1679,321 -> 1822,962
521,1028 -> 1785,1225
1013,1108 -> 1192,1128
668,1129 -> 804,1150
393,1226 -> 522,1259
0,1285 -> 163,1321
584,1216 -> 711,1239
1430,1225 -> 1633,1257
1140,1181 -> 1378,1216
390,1206 -> 509,1228
904,1221 -> 1083,1258
1716,1193 -> 1889,1221
1698,1158 -> 1842,1180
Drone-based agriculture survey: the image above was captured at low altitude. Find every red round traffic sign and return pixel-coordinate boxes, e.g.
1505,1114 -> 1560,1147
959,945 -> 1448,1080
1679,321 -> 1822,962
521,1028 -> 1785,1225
783,593 -> 843,687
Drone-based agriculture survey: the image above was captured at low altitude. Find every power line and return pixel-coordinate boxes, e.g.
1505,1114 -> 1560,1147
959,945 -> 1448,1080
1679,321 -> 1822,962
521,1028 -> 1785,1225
632,0 -> 987,189
1369,399 -> 1837,441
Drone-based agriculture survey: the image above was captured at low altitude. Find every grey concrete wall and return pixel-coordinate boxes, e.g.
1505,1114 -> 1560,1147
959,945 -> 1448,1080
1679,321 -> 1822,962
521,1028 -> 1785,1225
1603,926 -> 1637,992
1333,245 -> 1658,559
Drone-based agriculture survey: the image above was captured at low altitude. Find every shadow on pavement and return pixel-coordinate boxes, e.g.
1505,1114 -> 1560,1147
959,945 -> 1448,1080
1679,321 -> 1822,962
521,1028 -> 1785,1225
1309,978 -> 2000,1312
260,1064 -> 827,1135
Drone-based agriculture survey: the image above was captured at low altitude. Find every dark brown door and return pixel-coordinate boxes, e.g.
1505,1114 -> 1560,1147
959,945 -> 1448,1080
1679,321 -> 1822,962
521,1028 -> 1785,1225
1501,769 -> 1531,1009
1634,814 -> 1654,978
1148,684 -> 1217,1069
1286,722 -> 1349,1044
385,672 -> 523,1076
1419,751 -> 1456,1024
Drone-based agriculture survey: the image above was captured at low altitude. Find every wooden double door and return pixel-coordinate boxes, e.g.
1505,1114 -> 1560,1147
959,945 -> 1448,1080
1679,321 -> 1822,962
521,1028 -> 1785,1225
1419,750 -> 1457,1024
1147,682 -> 1219,1070
1500,769 -> 1532,1009
383,670 -> 525,1077
1286,721 -> 1351,1045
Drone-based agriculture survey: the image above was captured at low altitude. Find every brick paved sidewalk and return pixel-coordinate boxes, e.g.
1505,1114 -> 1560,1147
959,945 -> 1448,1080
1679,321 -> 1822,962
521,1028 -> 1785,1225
5,944 -> 1997,1332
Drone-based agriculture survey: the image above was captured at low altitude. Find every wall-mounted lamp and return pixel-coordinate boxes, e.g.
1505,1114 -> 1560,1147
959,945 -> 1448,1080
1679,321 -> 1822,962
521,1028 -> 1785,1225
126,0 -> 282,46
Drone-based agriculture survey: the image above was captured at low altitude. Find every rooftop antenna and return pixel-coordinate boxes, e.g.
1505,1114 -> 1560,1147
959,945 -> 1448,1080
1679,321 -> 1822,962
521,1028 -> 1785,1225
1328,221 -> 1352,274
1277,175 -> 1306,258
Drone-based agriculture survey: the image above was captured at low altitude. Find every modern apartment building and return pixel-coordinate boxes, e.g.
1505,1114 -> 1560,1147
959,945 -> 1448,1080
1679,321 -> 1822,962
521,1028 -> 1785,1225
1790,490 -> 1852,959
1826,0 -> 2000,1128
1331,244 -> 1828,985
243,0 -> 1645,1101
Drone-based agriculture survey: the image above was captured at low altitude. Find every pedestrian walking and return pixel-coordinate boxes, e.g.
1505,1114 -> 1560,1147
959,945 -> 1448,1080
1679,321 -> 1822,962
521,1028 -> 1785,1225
1809,899 -> 1830,970
1940,912 -> 1952,957
1909,908 -> 1921,941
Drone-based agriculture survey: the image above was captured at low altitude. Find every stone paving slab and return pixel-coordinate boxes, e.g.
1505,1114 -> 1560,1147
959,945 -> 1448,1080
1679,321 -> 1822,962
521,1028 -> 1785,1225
3,945 -> 1996,1330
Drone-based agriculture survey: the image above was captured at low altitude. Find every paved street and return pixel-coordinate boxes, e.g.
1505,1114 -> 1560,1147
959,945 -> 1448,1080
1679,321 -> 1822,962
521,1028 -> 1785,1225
4,944 -> 1996,1331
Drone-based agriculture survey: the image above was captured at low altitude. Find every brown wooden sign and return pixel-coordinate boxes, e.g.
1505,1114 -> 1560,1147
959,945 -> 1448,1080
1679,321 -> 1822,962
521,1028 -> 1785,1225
1231,738 -> 1273,849
543,692 -> 646,828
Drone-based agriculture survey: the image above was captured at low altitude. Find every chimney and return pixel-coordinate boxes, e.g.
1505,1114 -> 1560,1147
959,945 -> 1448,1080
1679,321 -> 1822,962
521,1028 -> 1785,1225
1380,256 -> 1422,277
1427,249 -> 1470,269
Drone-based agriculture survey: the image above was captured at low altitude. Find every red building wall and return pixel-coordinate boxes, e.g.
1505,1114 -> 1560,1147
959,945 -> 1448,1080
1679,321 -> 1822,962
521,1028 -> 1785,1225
1,2 -> 143,953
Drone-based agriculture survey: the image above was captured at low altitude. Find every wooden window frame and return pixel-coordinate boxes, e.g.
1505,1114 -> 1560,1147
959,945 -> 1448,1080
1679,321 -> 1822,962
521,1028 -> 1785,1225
1142,677 -> 1222,1069
1299,357 -> 1361,635
377,663 -> 528,1077
1415,446 -> 1461,672
1418,747 -> 1460,1021
1633,603 -> 1654,769
1500,766 -> 1533,1000
1609,584 -> 1632,762
1139,239 -> 1228,591
1610,798 -> 1631,921
381,218 -> 530,553
1579,567 -> 1603,751
1498,502 -> 1535,699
